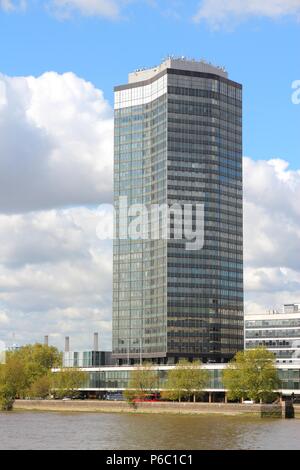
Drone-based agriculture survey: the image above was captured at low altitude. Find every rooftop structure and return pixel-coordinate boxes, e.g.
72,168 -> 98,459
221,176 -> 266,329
128,57 -> 228,84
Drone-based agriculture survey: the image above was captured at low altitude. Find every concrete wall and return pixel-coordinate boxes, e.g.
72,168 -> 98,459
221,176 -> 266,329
294,405 -> 300,419
14,400 -> 285,418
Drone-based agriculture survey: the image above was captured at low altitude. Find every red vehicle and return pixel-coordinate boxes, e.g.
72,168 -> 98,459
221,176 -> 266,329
133,393 -> 160,402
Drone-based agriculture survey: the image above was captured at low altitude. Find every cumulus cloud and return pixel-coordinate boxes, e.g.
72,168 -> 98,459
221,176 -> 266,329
0,206 -> 113,350
244,157 -> 300,314
193,0 -> 300,28
0,72 -> 113,213
0,70 -> 115,350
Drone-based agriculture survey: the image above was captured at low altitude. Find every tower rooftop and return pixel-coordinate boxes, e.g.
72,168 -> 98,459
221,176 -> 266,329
128,57 -> 228,84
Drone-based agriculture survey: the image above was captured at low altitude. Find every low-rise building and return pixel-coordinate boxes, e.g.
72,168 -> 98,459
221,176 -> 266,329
57,320 -> 300,398
63,350 -> 113,368
245,304 -> 300,364
55,362 -> 300,398
62,332 -> 113,368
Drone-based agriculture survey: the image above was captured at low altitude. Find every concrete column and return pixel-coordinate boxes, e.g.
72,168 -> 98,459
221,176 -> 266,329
209,392 -> 212,403
224,392 -> 228,404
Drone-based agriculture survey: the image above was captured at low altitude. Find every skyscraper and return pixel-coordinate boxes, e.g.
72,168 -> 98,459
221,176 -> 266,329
113,58 -> 244,364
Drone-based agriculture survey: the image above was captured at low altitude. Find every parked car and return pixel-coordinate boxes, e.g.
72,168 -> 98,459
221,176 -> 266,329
242,400 -> 254,404
105,393 -> 124,401
133,393 -> 160,403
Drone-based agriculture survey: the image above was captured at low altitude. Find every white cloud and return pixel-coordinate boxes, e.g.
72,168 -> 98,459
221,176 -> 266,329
49,0 -> 122,19
0,206 -> 113,350
0,72 -> 113,213
0,70 -> 115,350
0,0 -> 13,10
0,311 -> 10,325
193,0 -> 300,28
244,157 -> 300,314
0,0 -> 26,12
0,0 -> 26,11
0,0 -> 129,18
244,157 -> 300,269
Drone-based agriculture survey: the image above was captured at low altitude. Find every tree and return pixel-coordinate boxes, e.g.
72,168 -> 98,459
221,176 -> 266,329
0,344 -> 62,409
162,359 -> 209,402
223,347 -> 280,403
52,369 -> 86,398
11,344 -> 62,384
0,365 -> 13,410
0,357 -> 28,410
123,389 -> 138,405
0,383 -> 15,411
125,363 -> 158,402
29,375 -> 51,399
2,356 -> 29,398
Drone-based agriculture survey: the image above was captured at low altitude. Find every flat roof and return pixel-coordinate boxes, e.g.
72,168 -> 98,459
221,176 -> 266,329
128,57 -> 228,84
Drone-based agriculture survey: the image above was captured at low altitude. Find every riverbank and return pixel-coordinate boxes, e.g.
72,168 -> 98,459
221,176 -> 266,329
14,399 -> 300,418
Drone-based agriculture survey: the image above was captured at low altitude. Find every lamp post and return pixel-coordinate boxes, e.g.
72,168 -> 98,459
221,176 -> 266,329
127,337 -> 130,366
132,337 -> 143,365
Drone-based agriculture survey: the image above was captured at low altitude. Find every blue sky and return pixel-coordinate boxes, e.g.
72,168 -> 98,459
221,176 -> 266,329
0,1 -> 300,349
0,0 -> 299,166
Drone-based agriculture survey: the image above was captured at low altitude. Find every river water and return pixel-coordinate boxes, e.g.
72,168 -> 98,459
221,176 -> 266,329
1,411 -> 300,450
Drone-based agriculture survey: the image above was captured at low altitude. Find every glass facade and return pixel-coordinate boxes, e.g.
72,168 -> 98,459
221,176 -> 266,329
72,365 -> 300,394
113,77 -> 168,360
83,367 -> 225,391
166,71 -> 243,362
113,60 -> 244,364
245,310 -> 300,363
63,351 -> 112,368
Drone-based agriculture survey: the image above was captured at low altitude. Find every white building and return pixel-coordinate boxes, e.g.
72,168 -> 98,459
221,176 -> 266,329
245,304 -> 300,364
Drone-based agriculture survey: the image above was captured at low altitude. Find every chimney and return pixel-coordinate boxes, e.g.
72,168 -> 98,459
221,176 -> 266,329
44,335 -> 49,347
93,332 -> 99,352
65,336 -> 70,353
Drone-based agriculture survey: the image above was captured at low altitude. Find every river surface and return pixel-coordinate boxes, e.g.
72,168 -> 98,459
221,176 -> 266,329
1,411 -> 300,450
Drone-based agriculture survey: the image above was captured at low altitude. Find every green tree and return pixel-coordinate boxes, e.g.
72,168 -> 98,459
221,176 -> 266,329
223,347 -> 280,403
52,369 -> 86,398
11,344 -> 62,384
0,357 -> 28,410
123,389 -> 138,405
2,356 -> 29,398
125,363 -> 158,402
29,374 -> 51,399
0,343 -> 62,409
0,383 -> 15,411
0,365 -> 11,410
162,359 -> 209,402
